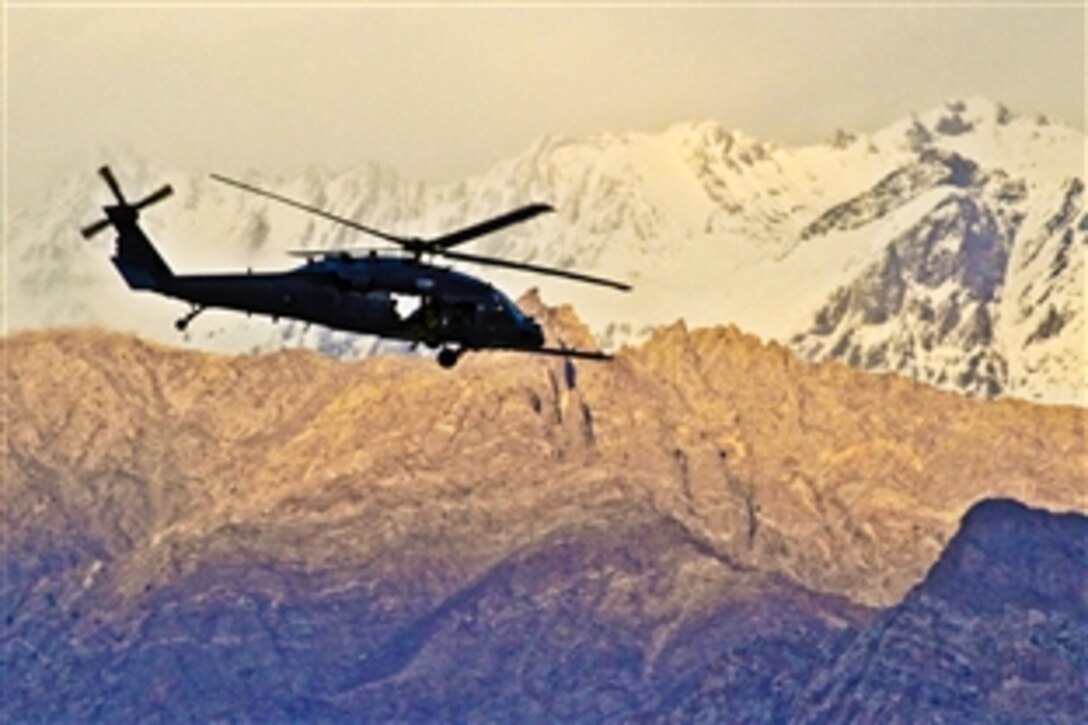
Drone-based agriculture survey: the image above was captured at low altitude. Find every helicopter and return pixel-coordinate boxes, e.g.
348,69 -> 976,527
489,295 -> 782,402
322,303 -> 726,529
80,166 -> 630,368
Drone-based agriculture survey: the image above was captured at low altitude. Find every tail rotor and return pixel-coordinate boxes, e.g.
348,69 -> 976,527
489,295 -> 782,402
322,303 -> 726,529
81,165 -> 174,240
99,165 -> 127,205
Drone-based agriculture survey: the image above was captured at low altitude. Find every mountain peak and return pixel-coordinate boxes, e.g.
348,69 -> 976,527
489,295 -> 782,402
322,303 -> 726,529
875,96 -> 1078,153
516,288 -> 598,350
664,119 -> 733,146
930,96 -> 1023,135
870,96 -> 1020,151
791,496 -> 1088,723
918,498 -> 1088,614
943,95 -> 1008,118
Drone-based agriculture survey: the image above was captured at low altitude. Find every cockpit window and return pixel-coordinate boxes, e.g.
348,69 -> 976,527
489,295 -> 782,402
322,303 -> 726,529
491,290 -> 525,321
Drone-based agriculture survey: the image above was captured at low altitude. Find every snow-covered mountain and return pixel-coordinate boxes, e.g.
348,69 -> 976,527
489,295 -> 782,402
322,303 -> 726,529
790,101 -> 1085,404
6,96 -> 1084,404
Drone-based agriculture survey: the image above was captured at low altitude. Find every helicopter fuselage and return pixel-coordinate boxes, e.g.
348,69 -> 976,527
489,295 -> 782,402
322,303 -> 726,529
125,253 -> 545,354
83,165 -> 622,368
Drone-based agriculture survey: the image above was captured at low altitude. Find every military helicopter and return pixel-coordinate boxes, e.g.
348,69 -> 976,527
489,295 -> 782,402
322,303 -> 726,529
81,166 -> 630,368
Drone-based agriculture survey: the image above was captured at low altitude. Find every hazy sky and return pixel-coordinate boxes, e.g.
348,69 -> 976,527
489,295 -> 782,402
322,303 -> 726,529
6,2 -> 1085,208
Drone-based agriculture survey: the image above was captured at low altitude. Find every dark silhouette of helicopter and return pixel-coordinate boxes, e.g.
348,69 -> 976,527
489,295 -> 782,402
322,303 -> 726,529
81,166 -> 630,368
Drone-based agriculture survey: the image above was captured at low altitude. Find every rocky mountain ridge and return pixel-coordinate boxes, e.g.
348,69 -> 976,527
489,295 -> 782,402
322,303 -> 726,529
5,318 -> 1084,603
3,322 -> 1086,719
788,499 -> 1088,723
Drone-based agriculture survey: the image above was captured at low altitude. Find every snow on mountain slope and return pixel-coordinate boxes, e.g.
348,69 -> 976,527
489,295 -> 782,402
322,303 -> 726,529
791,100 -> 1085,405
1000,178 -> 1085,403
5,98 -> 1083,403
792,167 -> 1022,397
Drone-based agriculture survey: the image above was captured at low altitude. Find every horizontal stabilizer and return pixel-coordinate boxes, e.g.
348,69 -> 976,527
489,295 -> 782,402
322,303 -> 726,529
506,346 -> 613,361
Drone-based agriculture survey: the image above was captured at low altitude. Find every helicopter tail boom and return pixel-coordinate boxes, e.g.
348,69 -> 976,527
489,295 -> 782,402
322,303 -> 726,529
113,222 -> 173,290
112,250 -> 170,290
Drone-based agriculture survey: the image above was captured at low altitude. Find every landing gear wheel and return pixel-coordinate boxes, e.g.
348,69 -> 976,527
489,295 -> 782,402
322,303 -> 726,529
175,306 -> 204,332
437,347 -> 461,369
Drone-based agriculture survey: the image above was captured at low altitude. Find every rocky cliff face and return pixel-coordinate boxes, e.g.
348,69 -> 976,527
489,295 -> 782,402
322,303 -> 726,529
2,323 -> 1085,719
789,499 -> 1088,723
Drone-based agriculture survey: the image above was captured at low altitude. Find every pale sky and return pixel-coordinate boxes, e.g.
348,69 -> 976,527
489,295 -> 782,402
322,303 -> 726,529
6,2 -> 1085,208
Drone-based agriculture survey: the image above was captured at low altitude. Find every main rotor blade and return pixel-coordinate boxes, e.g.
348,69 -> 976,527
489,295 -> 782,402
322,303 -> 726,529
441,249 -> 631,292
286,246 -> 392,258
99,166 -> 126,205
210,173 -> 411,247
427,203 -> 554,250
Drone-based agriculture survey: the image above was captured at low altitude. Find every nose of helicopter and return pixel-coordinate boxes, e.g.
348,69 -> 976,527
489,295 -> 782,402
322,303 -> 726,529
522,319 -> 545,348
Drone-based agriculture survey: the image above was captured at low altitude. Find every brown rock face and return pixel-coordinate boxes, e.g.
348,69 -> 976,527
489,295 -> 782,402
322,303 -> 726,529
3,314 -> 1085,719
5,314 -> 1084,611
788,499 -> 1088,724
